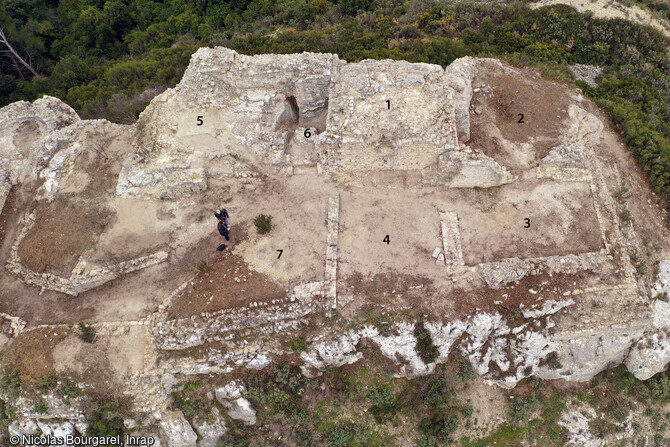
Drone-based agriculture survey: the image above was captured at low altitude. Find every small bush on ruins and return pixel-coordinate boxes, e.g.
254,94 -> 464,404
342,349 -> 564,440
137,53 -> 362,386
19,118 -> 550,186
289,337 -> 308,352
170,378 -> 207,420
86,401 -> 124,438
0,399 -> 11,429
415,436 -> 437,447
35,374 -> 58,391
254,214 -> 273,234
419,410 -> 458,438
78,322 -> 96,343
422,376 -> 451,408
455,358 -> 477,382
615,182 -> 634,201
57,378 -> 81,400
414,321 -> 439,364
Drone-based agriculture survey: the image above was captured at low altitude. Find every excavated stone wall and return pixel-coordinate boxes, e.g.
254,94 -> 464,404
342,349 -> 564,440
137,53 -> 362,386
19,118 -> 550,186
116,48 -> 519,199
318,59 -> 457,171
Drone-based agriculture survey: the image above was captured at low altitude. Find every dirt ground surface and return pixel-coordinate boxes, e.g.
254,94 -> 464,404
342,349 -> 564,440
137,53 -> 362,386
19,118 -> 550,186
455,179 -> 604,264
469,63 -> 569,175
3,327 -> 72,379
18,196 -> 111,275
51,326 -> 146,391
168,250 -> 287,319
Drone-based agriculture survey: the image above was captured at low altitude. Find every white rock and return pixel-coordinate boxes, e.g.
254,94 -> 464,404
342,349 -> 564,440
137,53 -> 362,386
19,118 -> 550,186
215,382 -> 246,401
222,398 -> 256,425
159,411 -> 197,447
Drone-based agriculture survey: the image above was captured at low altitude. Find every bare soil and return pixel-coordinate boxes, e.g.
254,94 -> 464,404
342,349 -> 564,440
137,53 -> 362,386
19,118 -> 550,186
456,179 -> 604,264
51,326 -> 146,392
2,327 -> 71,379
169,246 -> 287,319
469,63 -> 570,174
18,196 -> 112,275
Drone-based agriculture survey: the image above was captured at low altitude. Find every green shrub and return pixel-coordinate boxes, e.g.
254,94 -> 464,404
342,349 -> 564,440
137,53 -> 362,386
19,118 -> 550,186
184,378 -> 202,391
57,378 -> 80,399
254,214 -> 273,234
455,358 -> 477,382
326,421 -> 371,446
0,398 -> 13,428
422,376 -> 450,407
35,375 -> 58,391
86,401 -> 124,439
615,182 -> 633,201
78,322 -> 96,343
171,391 -> 205,420
289,337 -> 308,352
34,401 -> 49,414
462,405 -> 474,418
508,395 -> 539,422
419,410 -> 458,438
415,436 -> 437,447
414,321 -> 439,364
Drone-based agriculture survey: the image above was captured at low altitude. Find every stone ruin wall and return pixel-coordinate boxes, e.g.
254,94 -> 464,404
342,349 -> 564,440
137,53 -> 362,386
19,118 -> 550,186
318,59 -> 459,171
123,47 -> 465,198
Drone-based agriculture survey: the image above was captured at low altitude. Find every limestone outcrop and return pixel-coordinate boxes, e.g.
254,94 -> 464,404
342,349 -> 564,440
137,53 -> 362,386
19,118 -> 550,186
0,95 -> 79,185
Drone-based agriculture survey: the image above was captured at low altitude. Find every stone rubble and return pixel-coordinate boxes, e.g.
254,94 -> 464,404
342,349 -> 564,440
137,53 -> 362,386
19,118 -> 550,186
160,411 -> 198,447
214,383 -> 257,425
569,64 -> 603,88
559,404 -> 604,447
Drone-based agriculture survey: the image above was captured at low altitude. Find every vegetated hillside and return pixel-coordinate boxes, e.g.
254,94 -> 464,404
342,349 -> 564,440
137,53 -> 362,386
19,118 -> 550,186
5,0 -> 668,197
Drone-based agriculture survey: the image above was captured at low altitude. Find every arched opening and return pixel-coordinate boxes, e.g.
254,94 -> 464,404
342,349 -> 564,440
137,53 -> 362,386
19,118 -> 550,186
285,95 -> 300,123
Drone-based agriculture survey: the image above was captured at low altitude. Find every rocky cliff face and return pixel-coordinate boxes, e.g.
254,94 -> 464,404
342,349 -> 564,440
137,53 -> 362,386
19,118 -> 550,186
0,47 -> 669,446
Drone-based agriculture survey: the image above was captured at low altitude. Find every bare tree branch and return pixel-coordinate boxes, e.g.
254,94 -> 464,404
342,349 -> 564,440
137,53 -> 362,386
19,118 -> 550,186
10,57 -> 26,80
0,28 -> 38,77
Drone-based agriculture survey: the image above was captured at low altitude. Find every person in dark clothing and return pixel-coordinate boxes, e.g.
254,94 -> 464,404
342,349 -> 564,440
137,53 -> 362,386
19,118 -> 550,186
215,208 -> 230,228
215,208 -> 230,251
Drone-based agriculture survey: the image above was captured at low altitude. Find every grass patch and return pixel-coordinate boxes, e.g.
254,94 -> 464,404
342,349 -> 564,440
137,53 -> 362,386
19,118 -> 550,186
289,337 -> 308,352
